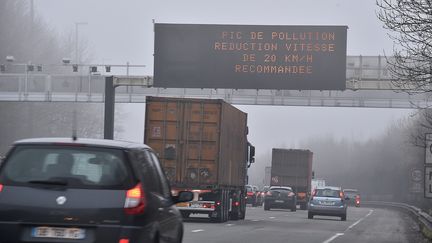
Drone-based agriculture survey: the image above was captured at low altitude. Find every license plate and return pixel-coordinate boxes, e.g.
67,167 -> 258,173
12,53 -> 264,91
320,201 -> 335,206
32,227 -> 85,239
190,203 -> 202,208
275,200 -> 284,203
176,202 -> 189,207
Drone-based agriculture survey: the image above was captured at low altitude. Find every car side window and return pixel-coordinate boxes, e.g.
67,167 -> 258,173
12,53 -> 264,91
146,150 -> 172,199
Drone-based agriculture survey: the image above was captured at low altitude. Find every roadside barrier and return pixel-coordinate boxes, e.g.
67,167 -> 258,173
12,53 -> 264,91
363,201 -> 432,240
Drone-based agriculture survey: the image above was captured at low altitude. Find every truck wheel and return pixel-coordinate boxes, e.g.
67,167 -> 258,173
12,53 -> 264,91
229,210 -> 239,220
300,203 -> 307,210
239,208 -> 246,219
308,212 -> 313,219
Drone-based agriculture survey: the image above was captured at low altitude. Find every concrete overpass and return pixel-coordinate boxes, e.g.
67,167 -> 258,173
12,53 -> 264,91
0,56 -> 429,108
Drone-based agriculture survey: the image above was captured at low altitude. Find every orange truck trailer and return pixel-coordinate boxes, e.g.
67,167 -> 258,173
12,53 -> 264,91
144,96 -> 255,222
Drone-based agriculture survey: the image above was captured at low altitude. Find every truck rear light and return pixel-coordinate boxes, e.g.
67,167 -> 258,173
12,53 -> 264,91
216,201 -> 221,206
124,183 -> 146,215
339,191 -> 344,199
288,192 -> 295,197
119,239 -> 129,243
234,201 -> 240,207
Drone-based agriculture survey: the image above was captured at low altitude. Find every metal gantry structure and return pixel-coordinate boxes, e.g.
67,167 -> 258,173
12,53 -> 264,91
0,56 -> 430,109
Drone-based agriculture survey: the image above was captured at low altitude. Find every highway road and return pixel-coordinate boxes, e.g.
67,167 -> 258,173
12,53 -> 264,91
183,206 -> 428,243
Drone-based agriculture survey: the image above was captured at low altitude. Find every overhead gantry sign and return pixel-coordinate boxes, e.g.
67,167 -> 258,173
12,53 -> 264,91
154,23 -> 347,90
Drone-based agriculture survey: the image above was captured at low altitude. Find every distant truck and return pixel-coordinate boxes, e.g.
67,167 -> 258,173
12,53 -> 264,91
144,96 -> 255,222
270,148 -> 313,210
311,178 -> 326,194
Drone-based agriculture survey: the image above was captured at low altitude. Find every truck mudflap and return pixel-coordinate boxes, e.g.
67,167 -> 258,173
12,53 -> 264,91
296,192 -> 309,210
297,192 -> 307,202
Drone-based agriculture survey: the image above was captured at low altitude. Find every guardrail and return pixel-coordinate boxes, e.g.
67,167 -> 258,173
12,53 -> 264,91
363,201 -> 432,240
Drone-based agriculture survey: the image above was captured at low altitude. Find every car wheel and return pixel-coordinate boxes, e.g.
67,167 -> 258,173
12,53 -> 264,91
176,228 -> 183,243
264,204 -> 270,211
153,232 -> 160,243
308,212 -> 313,219
291,205 -> 296,212
341,214 -> 347,221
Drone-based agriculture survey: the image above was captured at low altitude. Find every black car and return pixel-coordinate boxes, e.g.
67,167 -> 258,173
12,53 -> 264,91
264,186 -> 297,211
245,185 -> 258,206
0,137 -> 193,243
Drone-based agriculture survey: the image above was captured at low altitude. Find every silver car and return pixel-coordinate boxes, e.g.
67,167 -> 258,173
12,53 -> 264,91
308,186 -> 347,221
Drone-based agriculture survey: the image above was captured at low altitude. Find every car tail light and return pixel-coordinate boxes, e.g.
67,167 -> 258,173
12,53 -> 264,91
0,184 -> 3,192
124,183 -> 146,215
203,203 -> 213,208
119,239 -> 129,243
247,192 -> 254,196
234,201 -> 240,207
288,192 -> 295,197
355,195 -> 360,204
216,201 -> 221,206
339,191 -> 344,199
266,191 -> 272,196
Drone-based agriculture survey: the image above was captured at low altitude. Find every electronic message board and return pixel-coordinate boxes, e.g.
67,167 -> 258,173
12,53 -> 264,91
154,23 -> 347,90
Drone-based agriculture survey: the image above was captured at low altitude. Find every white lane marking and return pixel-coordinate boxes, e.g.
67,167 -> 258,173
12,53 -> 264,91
251,219 -> 260,222
323,233 -> 344,243
347,209 -> 374,230
226,224 -> 234,226
321,209 -> 374,243
191,229 -> 204,233
269,216 -> 276,219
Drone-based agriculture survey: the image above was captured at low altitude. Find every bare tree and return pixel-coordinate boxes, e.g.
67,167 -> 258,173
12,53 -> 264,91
376,0 -> 432,93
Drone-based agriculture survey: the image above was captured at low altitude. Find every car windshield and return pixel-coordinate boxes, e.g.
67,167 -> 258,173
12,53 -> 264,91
315,189 -> 340,198
0,145 -> 133,189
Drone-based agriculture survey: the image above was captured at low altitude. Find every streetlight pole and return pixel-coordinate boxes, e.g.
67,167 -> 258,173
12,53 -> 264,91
75,22 -> 88,64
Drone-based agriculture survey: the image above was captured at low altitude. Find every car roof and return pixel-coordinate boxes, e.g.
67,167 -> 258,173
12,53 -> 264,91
270,186 -> 293,190
316,186 -> 341,190
13,137 -> 151,150
343,189 -> 359,192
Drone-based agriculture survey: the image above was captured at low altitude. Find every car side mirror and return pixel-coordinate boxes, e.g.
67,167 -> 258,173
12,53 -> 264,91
172,191 -> 193,204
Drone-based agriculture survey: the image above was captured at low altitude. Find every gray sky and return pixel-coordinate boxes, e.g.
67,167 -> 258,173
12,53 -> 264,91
36,0 -> 396,71
35,0 -> 413,166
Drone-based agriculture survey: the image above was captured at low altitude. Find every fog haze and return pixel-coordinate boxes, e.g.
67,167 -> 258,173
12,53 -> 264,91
34,0 -> 414,185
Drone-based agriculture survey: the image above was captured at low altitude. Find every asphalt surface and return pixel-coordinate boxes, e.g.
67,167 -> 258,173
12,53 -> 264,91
183,205 -> 429,243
